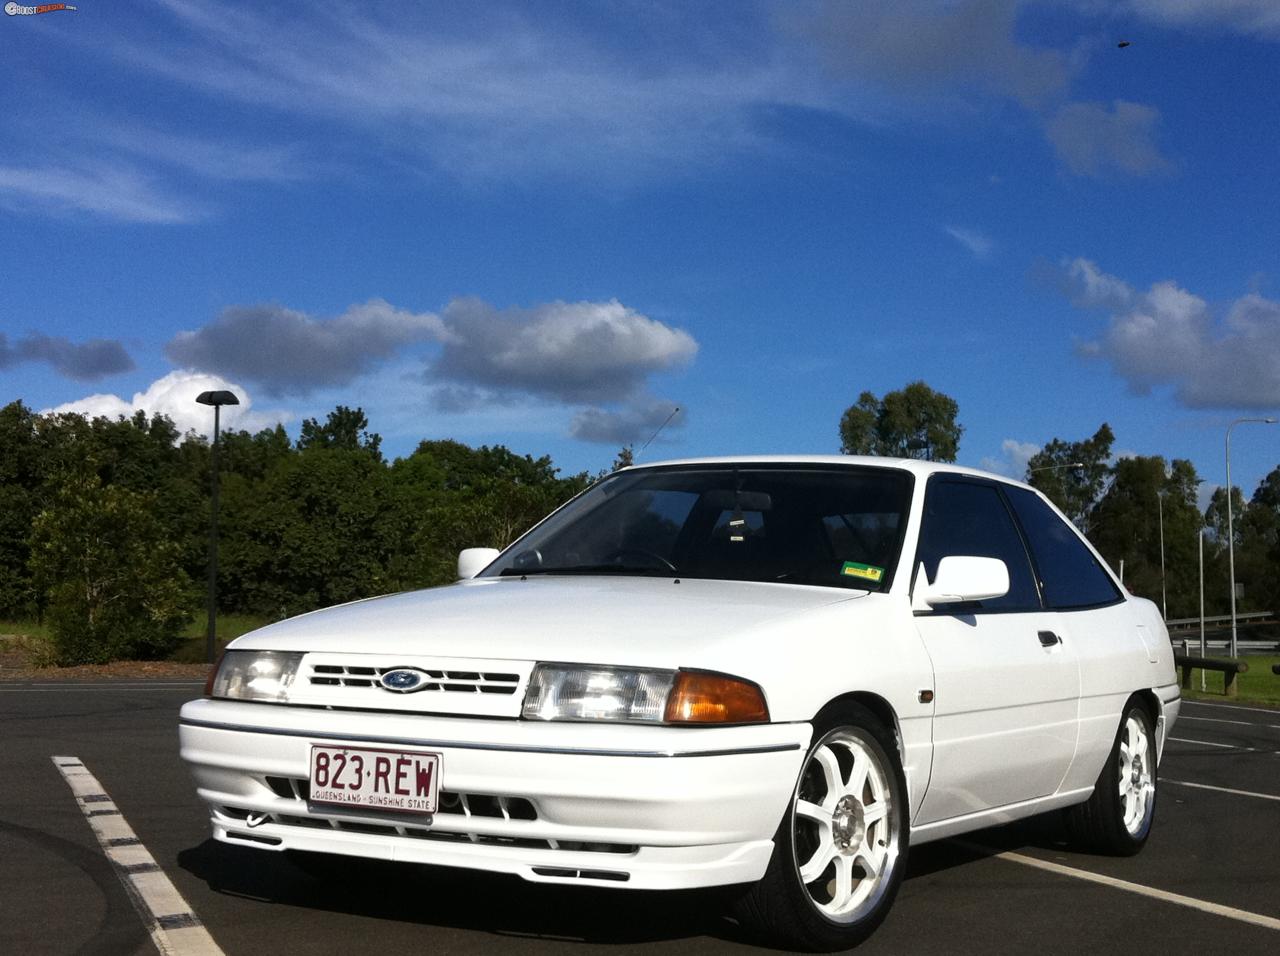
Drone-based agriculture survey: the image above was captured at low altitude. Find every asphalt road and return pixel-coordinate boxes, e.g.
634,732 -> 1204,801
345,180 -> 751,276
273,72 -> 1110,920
3,683 -> 1278,955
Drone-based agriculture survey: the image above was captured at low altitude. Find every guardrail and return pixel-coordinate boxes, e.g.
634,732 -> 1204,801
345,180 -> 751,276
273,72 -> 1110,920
1165,610 -> 1275,630
1174,645 -> 1249,698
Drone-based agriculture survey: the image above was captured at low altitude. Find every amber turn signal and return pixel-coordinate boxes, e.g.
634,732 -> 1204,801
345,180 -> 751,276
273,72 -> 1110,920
664,671 -> 769,724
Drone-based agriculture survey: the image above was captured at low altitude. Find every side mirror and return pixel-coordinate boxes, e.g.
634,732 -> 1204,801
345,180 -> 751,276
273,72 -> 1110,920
913,556 -> 1009,610
457,547 -> 500,580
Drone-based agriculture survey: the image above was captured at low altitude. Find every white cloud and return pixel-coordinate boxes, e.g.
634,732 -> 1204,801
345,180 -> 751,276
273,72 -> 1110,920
43,371 -> 290,437
1061,257 -> 1136,310
1117,1 -> 1280,38
980,438 -> 1041,477
0,163 -> 203,223
432,298 -> 697,405
944,225 -> 993,258
1065,261 -> 1280,408
569,399 -> 684,446
1045,100 -> 1173,177
797,0 -> 1069,107
166,299 -> 447,397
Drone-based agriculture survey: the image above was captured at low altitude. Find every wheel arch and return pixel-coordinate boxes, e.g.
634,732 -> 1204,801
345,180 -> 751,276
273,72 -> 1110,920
813,691 -> 904,760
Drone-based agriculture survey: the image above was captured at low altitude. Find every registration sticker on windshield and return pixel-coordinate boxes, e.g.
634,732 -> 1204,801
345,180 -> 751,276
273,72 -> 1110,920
841,561 -> 884,583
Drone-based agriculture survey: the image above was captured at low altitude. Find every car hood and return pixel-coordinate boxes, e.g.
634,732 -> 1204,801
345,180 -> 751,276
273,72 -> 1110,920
230,575 -> 867,669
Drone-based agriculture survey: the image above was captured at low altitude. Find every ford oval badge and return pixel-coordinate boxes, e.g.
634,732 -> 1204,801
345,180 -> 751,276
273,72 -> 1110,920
379,668 -> 427,693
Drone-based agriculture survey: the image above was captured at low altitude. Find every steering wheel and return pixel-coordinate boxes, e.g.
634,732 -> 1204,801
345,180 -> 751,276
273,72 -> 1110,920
602,548 -> 678,573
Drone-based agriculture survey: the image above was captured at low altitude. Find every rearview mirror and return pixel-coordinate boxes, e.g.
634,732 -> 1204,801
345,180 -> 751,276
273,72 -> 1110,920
457,547 -> 500,580
914,556 -> 1009,610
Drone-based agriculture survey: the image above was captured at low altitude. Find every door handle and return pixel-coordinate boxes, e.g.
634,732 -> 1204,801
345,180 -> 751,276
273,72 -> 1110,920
1038,630 -> 1062,647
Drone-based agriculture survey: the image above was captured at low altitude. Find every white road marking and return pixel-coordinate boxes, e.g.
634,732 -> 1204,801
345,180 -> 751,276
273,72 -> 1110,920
1165,779 -> 1280,803
53,756 -> 224,956
1181,700 -> 1280,717
963,844 -> 1280,932
1180,715 -> 1280,731
1168,736 -> 1252,750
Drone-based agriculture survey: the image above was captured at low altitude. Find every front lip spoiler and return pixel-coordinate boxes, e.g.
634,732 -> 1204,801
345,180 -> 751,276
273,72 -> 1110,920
180,716 -> 804,759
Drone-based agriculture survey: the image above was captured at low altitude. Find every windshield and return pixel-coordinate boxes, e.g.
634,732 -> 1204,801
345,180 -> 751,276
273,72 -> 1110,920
481,464 -> 913,590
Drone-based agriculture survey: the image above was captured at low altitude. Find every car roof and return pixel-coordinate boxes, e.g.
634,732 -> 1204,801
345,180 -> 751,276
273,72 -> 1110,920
623,455 -> 1037,492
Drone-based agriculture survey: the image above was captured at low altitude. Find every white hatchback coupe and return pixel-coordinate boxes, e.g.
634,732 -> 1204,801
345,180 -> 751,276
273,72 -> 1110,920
181,457 -> 1178,950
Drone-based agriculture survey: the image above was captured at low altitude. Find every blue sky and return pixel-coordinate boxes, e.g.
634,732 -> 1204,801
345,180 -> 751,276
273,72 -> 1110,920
3,0 -> 1280,498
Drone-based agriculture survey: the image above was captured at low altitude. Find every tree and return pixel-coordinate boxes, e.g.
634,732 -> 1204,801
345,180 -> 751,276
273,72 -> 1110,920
1025,423 -> 1115,532
612,445 -> 635,471
219,448 -> 395,617
298,406 -> 382,461
0,401 -> 44,617
839,381 -> 962,461
1089,456 -> 1203,618
28,475 -> 195,664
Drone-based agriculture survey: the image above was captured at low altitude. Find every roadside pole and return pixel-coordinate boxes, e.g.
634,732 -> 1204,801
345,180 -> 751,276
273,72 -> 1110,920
1198,528 -> 1206,692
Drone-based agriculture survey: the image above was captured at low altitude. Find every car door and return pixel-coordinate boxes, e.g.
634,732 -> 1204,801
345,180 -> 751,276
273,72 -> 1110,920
912,476 -> 1080,825
1001,485 -> 1141,793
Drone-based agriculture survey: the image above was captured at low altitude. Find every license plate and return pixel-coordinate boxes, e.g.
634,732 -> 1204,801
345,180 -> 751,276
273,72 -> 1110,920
308,745 -> 441,815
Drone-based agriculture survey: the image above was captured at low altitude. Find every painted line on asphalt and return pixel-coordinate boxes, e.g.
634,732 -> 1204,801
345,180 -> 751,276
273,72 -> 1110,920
1168,736 -> 1252,750
1168,736 -> 1279,754
1180,715 -> 1280,731
1165,779 -> 1280,803
52,756 -> 224,956
962,844 -> 1280,932
1181,700 -> 1280,717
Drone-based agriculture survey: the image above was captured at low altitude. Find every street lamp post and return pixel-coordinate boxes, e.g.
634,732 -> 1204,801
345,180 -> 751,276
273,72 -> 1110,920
1157,490 -> 1166,621
196,390 -> 240,664
1225,416 -> 1277,658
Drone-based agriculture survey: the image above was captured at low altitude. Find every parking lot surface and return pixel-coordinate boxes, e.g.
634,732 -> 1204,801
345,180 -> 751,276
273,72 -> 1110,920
3,682 -> 1277,955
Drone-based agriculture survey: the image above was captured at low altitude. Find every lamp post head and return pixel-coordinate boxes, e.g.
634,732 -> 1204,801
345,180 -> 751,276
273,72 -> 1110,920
195,390 -> 240,407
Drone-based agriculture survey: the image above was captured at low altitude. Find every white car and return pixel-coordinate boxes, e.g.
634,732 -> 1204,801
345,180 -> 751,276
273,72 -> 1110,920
180,457 -> 1178,951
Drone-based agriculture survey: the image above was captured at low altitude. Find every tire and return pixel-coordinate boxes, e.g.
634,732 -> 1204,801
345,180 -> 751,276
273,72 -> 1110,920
734,703 -> 909,952
1066,699 -> 1157,856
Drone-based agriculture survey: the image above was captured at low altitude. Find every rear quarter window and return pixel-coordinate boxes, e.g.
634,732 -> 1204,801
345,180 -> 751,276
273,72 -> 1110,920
1005,486 -> 1122,610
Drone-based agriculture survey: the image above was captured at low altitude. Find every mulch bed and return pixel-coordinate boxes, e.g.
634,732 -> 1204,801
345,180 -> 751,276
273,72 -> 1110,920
0,635 -> 211,681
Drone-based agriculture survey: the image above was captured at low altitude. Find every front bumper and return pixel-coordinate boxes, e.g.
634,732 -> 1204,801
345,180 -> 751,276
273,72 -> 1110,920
179,698 -> 809,890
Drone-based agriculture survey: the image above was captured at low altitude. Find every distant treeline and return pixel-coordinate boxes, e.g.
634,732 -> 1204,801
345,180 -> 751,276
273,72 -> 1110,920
2,401 -> 1278,665
0,401 -> 592,663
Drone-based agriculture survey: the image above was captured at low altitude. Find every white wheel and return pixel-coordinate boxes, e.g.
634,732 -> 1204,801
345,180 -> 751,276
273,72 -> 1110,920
1117,711 -> 1155,837
734,704 -> 908,951
1067,699 -> 1158,855
791,727 -> 901,923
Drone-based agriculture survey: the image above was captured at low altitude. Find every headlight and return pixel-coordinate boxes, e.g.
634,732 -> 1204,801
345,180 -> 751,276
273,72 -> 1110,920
208,650 -> 304,703
522,664 -> 768,724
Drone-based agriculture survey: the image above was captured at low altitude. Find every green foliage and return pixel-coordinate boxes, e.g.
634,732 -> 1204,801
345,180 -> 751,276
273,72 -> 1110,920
838,381 -> 963,462
1089,456 -> 1205,619
298,405 -> 382,460
28,475 -> 195,664
1025,423 -> 1115,531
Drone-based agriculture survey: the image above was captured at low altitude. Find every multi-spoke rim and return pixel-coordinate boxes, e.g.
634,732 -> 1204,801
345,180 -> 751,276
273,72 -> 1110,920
790,727 -> 899,924
1118,712 -> 1155,836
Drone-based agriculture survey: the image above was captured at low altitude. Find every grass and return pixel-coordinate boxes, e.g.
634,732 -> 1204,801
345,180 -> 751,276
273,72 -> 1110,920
0,612 -> 271,666
169,612 -> 273,662
1176,655 -> 1280,707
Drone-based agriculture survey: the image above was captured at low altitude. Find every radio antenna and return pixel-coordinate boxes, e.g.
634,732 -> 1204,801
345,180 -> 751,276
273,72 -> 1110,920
637,406 -> 680,459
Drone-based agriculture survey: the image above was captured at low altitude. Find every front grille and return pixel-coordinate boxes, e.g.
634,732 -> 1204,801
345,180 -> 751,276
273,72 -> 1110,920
308,665 -> 520,695
263,775 -> 537,821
